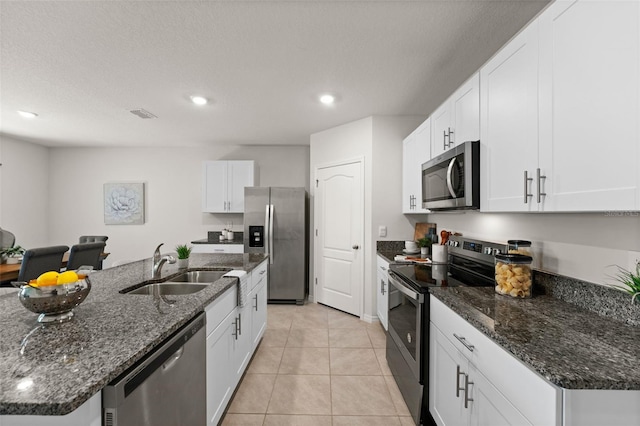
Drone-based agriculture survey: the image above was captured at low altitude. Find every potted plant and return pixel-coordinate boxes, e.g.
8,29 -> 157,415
417,237 -> 432,257
1,245 -> 25,264
175,244 -> 192,269
610,261 -> 640,304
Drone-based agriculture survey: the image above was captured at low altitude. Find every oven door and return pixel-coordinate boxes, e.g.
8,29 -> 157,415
387,271 -> 424,380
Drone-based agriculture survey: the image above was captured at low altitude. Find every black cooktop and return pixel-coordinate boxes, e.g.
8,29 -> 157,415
389,261 -> 494,294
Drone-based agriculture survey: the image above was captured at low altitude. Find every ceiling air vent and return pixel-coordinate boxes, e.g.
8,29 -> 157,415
129,108 -> 157,119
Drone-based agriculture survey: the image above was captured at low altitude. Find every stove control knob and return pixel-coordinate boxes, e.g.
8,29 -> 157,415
484,247 -> 493,255
492,248 -> 502,256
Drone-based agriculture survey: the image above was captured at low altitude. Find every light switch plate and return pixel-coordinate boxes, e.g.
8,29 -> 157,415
378,226 -> 387,237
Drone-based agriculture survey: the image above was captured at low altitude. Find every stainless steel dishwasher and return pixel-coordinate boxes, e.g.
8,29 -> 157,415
103,312 -> 206,426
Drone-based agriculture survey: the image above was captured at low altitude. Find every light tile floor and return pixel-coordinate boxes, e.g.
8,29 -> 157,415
221,302 -> 414,426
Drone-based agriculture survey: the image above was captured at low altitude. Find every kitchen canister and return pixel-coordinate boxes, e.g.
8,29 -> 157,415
495,253 -> 533,298
508,240 -> 532,256
432,244 -> 448,264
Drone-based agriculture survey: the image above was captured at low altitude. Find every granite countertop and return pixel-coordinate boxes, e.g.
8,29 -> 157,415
429,286 -> 640,390
0,253 -> 267,416
377,251 -> 399,264
191,238 -> 243,245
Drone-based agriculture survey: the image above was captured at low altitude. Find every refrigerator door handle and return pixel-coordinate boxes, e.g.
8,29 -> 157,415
269,204 -> 274,264
264,205 -> 270,258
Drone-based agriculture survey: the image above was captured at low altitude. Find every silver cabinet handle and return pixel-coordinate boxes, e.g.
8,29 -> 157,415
446,158 -> 458,198
443,130 -> 448,150
456,365 -> 465,397
464,374 -> 474,408
448,127 -> 455,147
381,266 -> 387,271
253,294 -> 258,311
453,333 -> 475,352
259,270 -> 266,275
238,313 -> 242,335
537,168 -> 546,203
232,318 -> 238,340
380,278 -> 386,295
524,170 -> 533,203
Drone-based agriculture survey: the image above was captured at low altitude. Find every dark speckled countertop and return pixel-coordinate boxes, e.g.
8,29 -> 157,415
0,253 -> 267,415
429,286 -> 640,390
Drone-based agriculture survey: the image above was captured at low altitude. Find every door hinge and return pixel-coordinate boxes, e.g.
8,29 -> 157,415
315,229 -> 318,236
315,277 -> 318,285
316,179 -> 319,187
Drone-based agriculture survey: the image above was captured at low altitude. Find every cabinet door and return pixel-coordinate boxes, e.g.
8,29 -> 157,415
376,269 -> 388,330
468,363 -> 532,426
480,21 -> 540,212
251,278 -> 268,350
202,161 -> 227,213
227,161 -> 255,213
235,306 -> 252,380
403,119 -> 431,214
431,101 -> 452,158
538,0 -> 640,211
430,324 -> 469,426
206,310 -> 237,425
451,73 -> 480,145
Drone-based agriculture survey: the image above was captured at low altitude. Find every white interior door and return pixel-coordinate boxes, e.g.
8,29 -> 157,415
315,161 -> 363,317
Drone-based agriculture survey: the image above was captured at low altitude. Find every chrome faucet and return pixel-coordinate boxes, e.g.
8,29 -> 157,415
152,243 -> 176,279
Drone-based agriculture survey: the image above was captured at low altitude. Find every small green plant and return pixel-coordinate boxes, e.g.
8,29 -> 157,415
1,245 -> 24,257
416,237 -> 432,248
610,261 -> 640,304
175,244 -> 192,260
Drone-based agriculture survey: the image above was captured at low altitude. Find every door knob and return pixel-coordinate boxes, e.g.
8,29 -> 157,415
352,245 -> 359,250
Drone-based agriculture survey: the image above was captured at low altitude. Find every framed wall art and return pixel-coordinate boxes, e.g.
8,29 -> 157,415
104,182 -> 145,225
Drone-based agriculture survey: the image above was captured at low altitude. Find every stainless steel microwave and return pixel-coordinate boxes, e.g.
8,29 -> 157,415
421,141 -> 480,210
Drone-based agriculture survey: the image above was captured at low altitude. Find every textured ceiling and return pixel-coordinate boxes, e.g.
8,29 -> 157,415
0,1 -> 550,147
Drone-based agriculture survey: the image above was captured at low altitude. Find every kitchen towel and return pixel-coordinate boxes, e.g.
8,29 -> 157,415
223,270 -> 248,307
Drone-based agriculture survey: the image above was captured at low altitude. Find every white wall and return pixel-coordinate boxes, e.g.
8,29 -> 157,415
0,135 -> 51,248
310,115 -> 422,320
5,142 -> 308,266
423,211 -> 640,286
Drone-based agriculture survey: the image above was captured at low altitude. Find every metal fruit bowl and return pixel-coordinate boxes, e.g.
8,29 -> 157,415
12,277 -> 91,324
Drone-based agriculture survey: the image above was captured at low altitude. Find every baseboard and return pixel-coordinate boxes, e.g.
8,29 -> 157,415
362,313 -> 379,324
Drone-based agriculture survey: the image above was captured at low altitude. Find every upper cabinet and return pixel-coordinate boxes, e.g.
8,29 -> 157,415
402,118 -> 431,214
482,0 -> 640,212
202,161 -> 256,213
431,73 -> 480,158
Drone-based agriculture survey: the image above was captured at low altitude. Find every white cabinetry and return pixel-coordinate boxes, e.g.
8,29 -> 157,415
482,0 -> 640,212
191,244 -> 244,254
376,255 -> 389,330
431,73 -> 480,158
429,297 -> 560,426
537,0 -> 640,211
202,161 -> 256,213
205,263 -> 267,425
402,118 -> 431,213
480,21 -> 540,212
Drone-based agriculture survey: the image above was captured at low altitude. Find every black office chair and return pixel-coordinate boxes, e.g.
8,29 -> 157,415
17,245 -> 69,282
66,242 -> 107,271
79,235 -> 108,244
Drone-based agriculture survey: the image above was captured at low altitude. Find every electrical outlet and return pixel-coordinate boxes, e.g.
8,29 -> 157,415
628,251 -> 640,271
379,226 -> 387,237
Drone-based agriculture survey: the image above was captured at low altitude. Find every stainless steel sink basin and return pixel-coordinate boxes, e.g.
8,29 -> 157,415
126,282 -> 210,295
170,270 -> 230,283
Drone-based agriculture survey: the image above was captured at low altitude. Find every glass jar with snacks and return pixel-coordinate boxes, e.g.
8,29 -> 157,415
494,253 -> 533,298
507,240 -> 531,255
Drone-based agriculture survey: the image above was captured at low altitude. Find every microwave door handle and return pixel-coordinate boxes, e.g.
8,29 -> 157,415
446,158 -> 457,198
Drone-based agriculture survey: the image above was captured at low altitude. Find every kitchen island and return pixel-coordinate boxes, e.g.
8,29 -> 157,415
0,253 -> 267,418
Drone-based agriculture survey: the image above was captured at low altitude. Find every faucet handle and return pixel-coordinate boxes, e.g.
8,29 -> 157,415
165,255 -> 176,264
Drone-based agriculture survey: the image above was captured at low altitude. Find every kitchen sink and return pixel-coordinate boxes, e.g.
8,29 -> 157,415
169,270 -> 230,283
126,282 -> 211,295
122,269 -> 232,295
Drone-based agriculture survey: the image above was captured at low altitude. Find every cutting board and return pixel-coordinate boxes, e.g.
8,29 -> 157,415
414,222 -> 436,241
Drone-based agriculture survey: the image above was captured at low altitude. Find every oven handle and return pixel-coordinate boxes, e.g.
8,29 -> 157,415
388,271 -> 424,303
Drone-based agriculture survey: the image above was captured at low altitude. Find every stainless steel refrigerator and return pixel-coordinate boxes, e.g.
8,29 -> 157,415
244,187 -> 308,304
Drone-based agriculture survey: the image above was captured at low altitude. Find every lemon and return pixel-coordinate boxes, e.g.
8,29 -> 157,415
36,271 -> 59,287
57,270 -> 79,284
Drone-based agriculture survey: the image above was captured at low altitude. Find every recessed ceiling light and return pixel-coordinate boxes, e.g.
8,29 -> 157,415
319,94 -> 335,105
17,110 -> 38,118
190,96 -> 208,106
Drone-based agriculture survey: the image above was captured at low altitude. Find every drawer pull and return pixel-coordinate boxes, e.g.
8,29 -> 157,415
456,365 -> 465,397
453,333 -> 475,352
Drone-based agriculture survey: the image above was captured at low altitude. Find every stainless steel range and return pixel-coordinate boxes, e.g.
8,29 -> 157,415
386,235 -> 505,425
